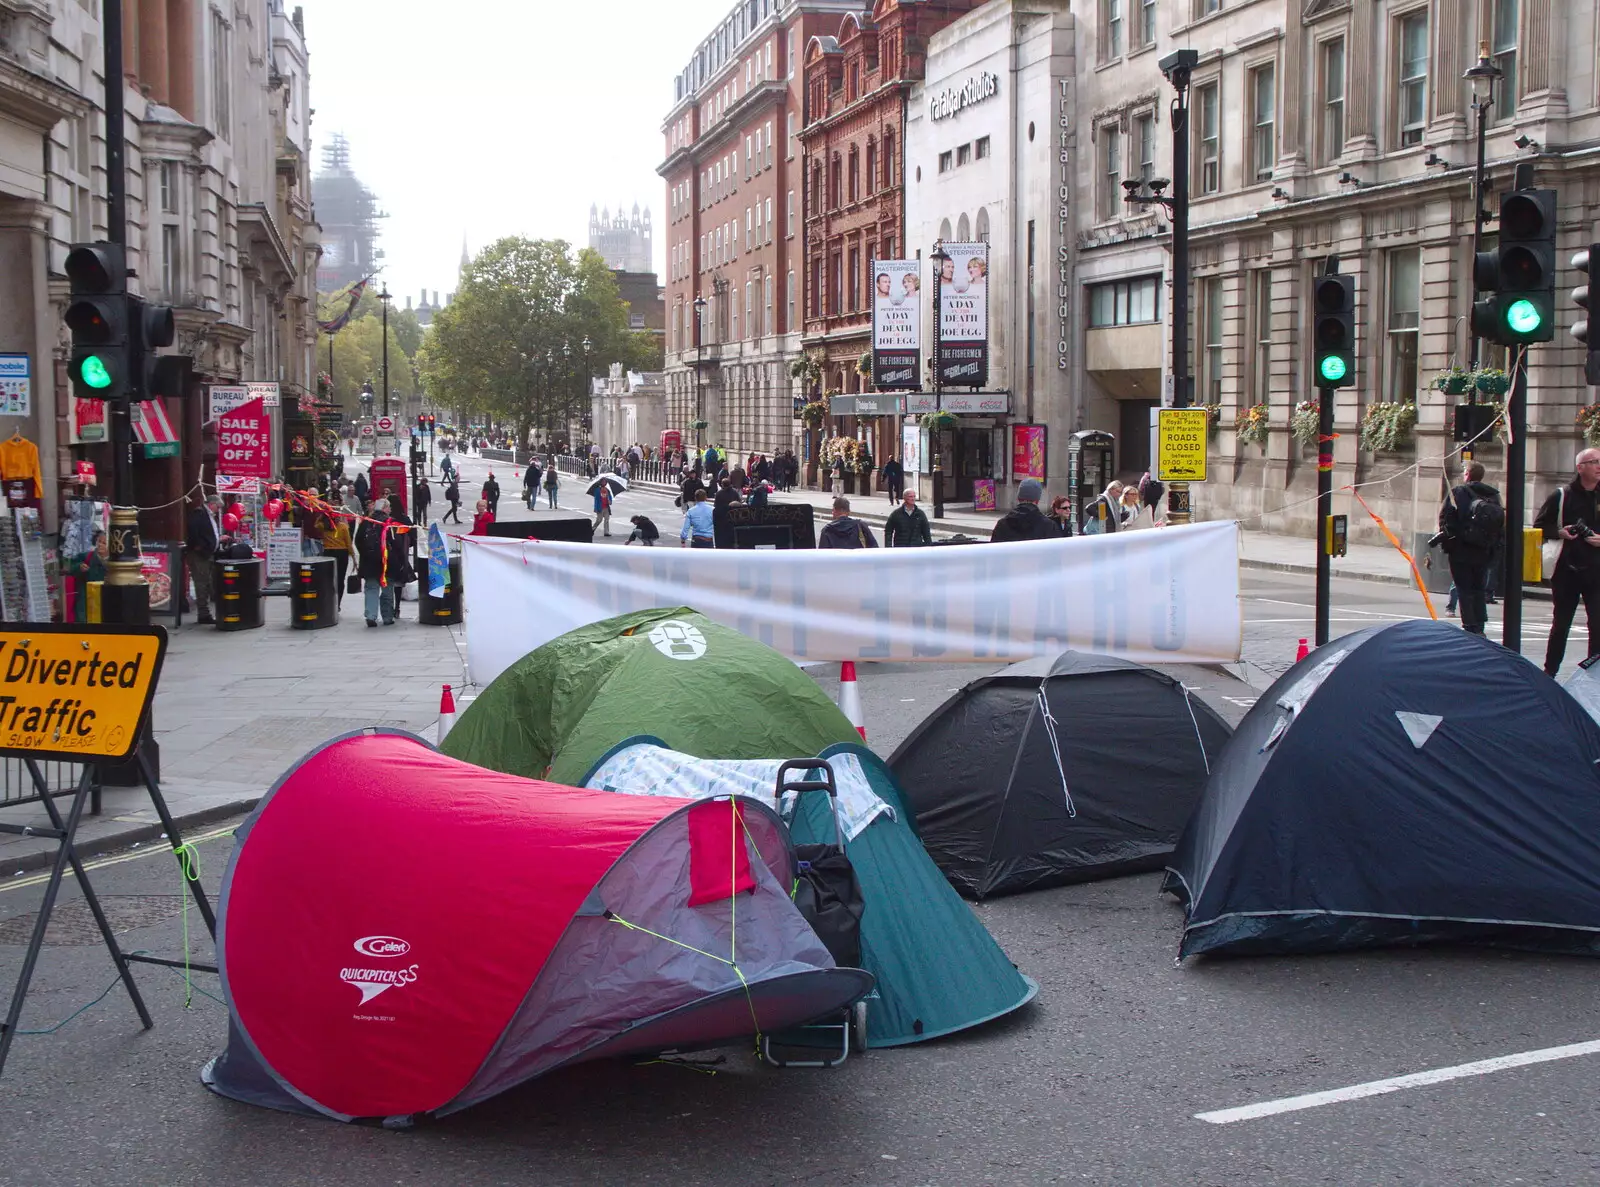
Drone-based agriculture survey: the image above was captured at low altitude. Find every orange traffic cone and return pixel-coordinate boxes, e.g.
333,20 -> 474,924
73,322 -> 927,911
1295,638 -> 1310,663
838,661 -> 866,740
438,684 -> 457,743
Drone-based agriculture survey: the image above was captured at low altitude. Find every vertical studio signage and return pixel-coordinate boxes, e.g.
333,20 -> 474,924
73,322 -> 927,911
1056,78 -> 1073,372
871,260 -> 922,390
217,397 -> 272,479
937,242 -> 989,388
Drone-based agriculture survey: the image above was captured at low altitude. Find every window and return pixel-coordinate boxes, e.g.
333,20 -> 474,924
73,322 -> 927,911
883,235 -> 894,259
1252,270 -> 1272,402
744,281 -> 753,339
764,275 -> 773,337
1099,125 -> 1122,220
1387,247 -> 1420,402
1087,277 -> 1160,327
1491,0 -> 1518,123
848,148 -> 859,202
829,155 -> 841,207
883,134 -> 895,187
787,113 -> 797,159
938,149 -> 954,174
1201,277 -> 1225,405
1197,83 -> 1220,194
957,213 -> 970,240
747,207 -> 754,251
1397,12 -> 1428,147
1250,64 -> 1275,181
809,258 -> 822,317
754,128 -> 763,168
956,142 -> 971,167
764,197 -> 773,244
787,270 -> 795,330
159,162 -> 176,213
848,247 -> 860,311
975,208 -> 990,243
161,224 -> 180,296
210,10 -> 231,138
1139,0 -> 1156,46
1320,39 -> 1346,165
765,120 -> 773,166
1104,0 -> 1123,59
1196,0 -> 1220,14
865,140 -> 877,193
787,190 -> 794,236
830,252 -> 842,315
753,203 -> 761,246
975,136 -> 991,160
745,135 -> 752,178
1135,114 -> 1155,185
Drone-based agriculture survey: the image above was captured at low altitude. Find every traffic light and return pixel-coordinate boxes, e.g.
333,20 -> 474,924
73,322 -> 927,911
130,297 -> 176,399
1312,271 -> 1356,388
1574,244 -> 1600,385
1474,188 -> 1558,346
64,243 -> 129,399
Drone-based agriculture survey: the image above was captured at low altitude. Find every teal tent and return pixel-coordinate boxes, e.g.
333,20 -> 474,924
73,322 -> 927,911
584,738 -> 1038,1047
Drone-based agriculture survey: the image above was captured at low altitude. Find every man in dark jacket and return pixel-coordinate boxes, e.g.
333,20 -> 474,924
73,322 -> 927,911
481,471 -> 501,517
443,478 -> 462,523
1536,448 -> 1600,674
881,455 -> 905,504
1438,460 -> 1502,636
990,480 -> 1063,543
713,477 -> 742,510
185,495 -> 223,623
412,477 -> 432,525
818,496 -> 878,549
356,498 -> 397,627
885,489 -> 933,547
353,470 -> 370,507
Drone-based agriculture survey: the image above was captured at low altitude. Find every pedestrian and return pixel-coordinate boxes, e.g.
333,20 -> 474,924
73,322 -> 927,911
714,476 -> 742,510
830,456 -> 845,497
481,470 -> 501,517
747,480 -> 770,508
626,515 -> 660,546
1437,460 -> 1504,637
1081,481 -> 1126,535
680,488 -> 716,548
443,477 -> 462,523
471,498 -> 495,536
356,498 -> 398,627
1119,485 -> 1153,530
1537,448 -> 1600,674
819,496 -> 879,549
992,480 -> 1064,543
412,476 -> 432,525
1047,495 -> 1074,535
543,462 -> 559,509
882,454 -> 905,504
524,464 -> 539,509
439,452 -> 454,482
1139,471 -> 1166,525
353,470 -> 369,507
592,480 -> 614,537
185,495 -> 223,624
319,503 -> 353,608
884,488 -> 933,547
382,499 -> 416,623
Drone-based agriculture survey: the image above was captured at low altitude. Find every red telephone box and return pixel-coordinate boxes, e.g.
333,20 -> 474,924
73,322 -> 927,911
369,457 -> 410,516
660,429 -> 682,455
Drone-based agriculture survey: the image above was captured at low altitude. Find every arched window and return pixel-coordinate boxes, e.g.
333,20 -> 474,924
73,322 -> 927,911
865,138 -> 877,195
975,207 -> 990,243
811,162 -> 823,213
848,147 -> 859,203
956,213 -> 970,241
829,154 -> 842,208
883,133 -> 896,187
938,217 -> 953,243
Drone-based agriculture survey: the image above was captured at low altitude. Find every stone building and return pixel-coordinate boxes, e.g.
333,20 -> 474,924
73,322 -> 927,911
0,0 -> 320,539
312,133 -> 380,293
1073,0 -> 1600,543
659,0 -> 862,457
589,203 -> 654,274
799,0 -> 982,482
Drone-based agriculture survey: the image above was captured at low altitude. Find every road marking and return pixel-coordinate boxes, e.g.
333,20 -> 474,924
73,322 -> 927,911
1195,1039 -> 1600,1125
2,824 -> 237,895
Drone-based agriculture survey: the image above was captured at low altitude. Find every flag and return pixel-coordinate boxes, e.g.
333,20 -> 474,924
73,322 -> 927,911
428,523 -> 451,598
317,278 -> 370,335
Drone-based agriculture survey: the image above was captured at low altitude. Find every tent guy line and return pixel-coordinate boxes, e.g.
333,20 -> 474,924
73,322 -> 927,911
1195,1038 -> 1600,1124
3,824 -> 236,895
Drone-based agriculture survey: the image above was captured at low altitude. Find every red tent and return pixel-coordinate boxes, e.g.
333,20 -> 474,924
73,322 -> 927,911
203,731 -> 870,1122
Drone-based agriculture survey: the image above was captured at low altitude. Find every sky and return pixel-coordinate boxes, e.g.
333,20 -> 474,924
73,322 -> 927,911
295,0 -> 733,303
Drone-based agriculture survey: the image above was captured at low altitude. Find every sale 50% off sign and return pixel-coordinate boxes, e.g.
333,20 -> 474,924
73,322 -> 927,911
218,397 -> 272,479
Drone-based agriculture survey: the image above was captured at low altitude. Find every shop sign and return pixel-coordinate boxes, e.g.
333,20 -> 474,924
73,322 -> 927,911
828,396 -> 856,416
940,391 -> 1010,415
73,461 -> 96,486
0,353 -> 30,417
266,526 -> 301,582
0,624 -> 165,762
1056,77 -> 1073,373
141,442 -> 180,459
1157,408 -> 1209,482
929,71 -> 1000,122
71,397 -> 107,444
218,398 -> 271,479
853,395 -> 903,416
904,392 -> 938,416
217,475 -> 261,496
246,382 -> 281,407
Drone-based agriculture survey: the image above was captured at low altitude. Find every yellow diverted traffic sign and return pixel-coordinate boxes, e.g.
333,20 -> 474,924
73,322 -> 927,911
1157,408 -> 1210,483
0,624 -> 165,762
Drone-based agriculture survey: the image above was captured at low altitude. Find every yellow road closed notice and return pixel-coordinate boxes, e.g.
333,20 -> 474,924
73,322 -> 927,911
1157,408 -> 1210,483
0,624 -> 166,762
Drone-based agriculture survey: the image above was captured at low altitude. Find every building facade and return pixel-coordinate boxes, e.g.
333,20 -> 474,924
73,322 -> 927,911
0,0 -> 319,542
312,133 -> 380,293
800,0 -> 981,480
589,203 -> 654,273
659,0 -> 862,458
1073,0 -> 1600,542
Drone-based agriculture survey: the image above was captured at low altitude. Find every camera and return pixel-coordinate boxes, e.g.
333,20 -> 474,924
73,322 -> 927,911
1573,522 -> 1595,540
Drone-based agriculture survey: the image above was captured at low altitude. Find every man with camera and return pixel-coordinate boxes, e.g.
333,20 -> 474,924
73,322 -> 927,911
1436,460 -> 1503,636
1536,448 -> 1600,675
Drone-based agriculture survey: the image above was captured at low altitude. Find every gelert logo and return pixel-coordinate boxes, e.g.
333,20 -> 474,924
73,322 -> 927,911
352,935 -> 411,958
648,620 -> 707,661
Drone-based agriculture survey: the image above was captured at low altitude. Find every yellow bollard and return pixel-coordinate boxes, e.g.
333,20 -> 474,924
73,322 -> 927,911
1522,526 -> 1544,584
86,580 -> 103,623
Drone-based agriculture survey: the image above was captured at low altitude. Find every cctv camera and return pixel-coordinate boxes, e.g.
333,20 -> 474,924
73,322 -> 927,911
1158,48 -> 1200,88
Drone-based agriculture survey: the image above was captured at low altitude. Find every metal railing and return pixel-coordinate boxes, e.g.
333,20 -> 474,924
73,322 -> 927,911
0,758 -> 101,816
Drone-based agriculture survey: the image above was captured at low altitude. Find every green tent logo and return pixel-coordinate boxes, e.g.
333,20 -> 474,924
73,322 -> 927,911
648,620 -> 707,661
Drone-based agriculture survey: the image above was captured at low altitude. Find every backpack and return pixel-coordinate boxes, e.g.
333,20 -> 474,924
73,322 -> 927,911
1455,488 -> 1505,549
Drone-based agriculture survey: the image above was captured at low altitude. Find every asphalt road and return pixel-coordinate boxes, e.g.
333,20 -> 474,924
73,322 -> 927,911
1,449 -> 1591,1185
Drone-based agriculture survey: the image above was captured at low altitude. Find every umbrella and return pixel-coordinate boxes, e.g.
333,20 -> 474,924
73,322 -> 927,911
585,474 -> 629,497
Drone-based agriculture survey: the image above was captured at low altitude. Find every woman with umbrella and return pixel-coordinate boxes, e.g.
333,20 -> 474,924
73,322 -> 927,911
587,473 -> 628,537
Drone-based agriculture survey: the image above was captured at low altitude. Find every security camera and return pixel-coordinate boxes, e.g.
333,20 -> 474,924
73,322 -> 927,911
1158,48 -> 1200,89
1148,177 -> 1170,196
1122,179 -> 1143,196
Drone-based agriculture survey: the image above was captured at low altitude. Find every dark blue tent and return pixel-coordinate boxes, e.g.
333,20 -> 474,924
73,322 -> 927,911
1164,620 -> 1600,959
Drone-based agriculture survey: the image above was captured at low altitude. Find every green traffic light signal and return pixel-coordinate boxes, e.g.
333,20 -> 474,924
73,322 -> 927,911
1506,299 -> 1543,335
1318,355 -> 1348,383
78,355 -> 112,390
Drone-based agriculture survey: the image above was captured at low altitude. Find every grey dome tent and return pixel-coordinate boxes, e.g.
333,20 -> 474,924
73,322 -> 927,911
1563,655 -> 1600,725
888,651 -> 1232,899
1164,620 -> 1600,960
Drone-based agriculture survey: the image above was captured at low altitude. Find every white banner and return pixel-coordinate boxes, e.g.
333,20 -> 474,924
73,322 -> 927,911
460,522 -> 1242,686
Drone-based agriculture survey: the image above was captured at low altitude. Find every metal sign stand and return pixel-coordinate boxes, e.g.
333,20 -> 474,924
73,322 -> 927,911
0,643 -> 215,1079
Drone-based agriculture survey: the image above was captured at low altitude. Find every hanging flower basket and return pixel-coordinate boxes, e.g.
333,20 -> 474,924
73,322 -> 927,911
1432,368 -> 1471,396
1359,401 -> 1417,452
1473,368 -> 1511,396
1289,400 -> 1321,449
856,351 -> 873,377
1235,403 -> 1270,449
1578,404 -> 1600,447
920,410 -> 958,432
789,351 -> 825,387
799,401 -> 827,428
688,419 -> 710,431
1203,403 -> 1223,440
1451,397 -> 1507,445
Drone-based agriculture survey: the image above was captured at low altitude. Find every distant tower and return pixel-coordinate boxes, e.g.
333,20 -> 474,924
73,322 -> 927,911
459,234 -> 470,278
588,200 -> 655,275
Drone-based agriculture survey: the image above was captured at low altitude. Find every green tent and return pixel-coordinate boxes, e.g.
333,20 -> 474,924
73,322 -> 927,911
441,608 -> 861,785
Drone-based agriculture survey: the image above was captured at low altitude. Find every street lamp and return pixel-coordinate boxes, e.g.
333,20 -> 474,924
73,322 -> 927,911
929,242 -> 951,520
693,294 -> 708,451
377,285 -> 392,420
580,335 -> 593,446
1464,42 -> 1504,379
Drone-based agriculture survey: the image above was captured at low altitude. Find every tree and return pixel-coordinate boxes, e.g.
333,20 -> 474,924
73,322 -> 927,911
317,290 -> 423,415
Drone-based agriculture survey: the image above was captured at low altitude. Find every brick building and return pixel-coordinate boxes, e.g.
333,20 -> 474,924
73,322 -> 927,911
659,0 -> 862,459
799,0 -> 980,476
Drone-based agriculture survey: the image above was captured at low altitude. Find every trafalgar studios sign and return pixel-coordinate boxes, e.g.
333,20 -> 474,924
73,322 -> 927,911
936,242 -> 990,387
929,71 -> 999,122
871,260 -> 922,389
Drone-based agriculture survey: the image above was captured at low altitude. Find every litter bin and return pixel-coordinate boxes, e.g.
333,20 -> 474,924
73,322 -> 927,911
290,556 -> 338,630
418,555 -> 463,626
215,559 -> 264,631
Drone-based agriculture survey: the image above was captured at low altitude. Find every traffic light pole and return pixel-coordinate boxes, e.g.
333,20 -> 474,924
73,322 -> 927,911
1502,347 -> 1528,653
1315,385 -> 1334,646
1163,53 -> 1195,527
